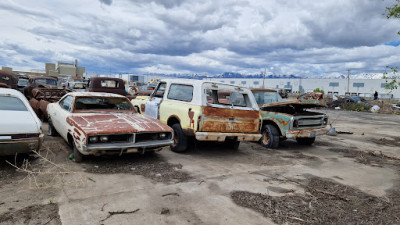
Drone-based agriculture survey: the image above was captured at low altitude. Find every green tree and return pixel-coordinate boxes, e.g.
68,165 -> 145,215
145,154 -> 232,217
313,88 -> 324,94
383,0 -> 400,90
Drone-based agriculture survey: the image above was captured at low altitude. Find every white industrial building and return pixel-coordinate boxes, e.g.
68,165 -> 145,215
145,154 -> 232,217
90,73 -> 400,99
203,78 -> 400,99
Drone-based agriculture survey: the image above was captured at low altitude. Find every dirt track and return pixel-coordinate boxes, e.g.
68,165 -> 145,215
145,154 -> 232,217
0,109 -> 399,224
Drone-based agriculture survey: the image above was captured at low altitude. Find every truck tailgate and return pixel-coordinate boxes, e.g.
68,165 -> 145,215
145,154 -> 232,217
199,107 -> 259,133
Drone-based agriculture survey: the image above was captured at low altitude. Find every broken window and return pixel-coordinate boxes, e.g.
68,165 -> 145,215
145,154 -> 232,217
167,84 -> 193,102
100,80 -> 119,88
205,89 -> 250,107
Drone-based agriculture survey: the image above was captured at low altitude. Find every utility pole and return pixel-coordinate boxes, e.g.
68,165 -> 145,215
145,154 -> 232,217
347,69 -> 350,95
262,67 -> 266,88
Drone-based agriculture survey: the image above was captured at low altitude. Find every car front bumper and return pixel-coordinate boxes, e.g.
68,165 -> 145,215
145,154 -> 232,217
80,139 -> 174,156
285,127 -> 328,139
195,132 -> 261,142
0,134 -> 44,156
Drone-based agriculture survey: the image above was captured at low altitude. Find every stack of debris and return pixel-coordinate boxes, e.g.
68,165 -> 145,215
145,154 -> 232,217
326,96 -> 400,114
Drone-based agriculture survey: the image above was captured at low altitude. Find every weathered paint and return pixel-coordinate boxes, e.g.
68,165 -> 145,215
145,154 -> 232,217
260,99 -> 325,109
195,132 -> 261,142
260,111 -> 293,136
200,107 -> 259,133
67,112 -> 172,136
286,127 -> 328,138
29,88 -> 69,120
131,95 -> 151,113
0,134 -> 44,156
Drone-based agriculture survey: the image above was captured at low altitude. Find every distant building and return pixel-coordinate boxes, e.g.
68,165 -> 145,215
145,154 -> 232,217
3,59 -> 85,78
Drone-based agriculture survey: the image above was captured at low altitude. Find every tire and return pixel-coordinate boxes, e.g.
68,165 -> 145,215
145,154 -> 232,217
225,138 -> 240,151
47,118 -> 58,136
296,137 -> 316,145
170,123 -> 188,153
259,124 -> 280,149
73,141 -> 84,163
134,106 -> 140,114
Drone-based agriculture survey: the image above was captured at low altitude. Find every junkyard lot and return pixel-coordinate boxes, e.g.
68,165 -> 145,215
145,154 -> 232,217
0,109 -> 400,224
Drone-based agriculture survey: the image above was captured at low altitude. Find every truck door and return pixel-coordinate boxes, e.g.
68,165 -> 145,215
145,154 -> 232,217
145,82 -> 166,119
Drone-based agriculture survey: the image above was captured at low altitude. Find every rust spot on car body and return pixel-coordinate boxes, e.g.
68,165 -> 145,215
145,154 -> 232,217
200,107 -> 259,133
67,112 -> 172,136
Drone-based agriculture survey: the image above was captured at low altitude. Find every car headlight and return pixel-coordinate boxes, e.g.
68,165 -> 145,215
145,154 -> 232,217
100,136 -> 109,142
89,136 -> 98,143
159,133 -> 166,139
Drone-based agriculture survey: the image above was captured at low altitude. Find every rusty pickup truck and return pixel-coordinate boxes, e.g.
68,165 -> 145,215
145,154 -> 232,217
29,88 -> 70,121
0,70 -> 18,89
252,89 -> 328,148
134,79 -> 261,152
47,92 -> 174,162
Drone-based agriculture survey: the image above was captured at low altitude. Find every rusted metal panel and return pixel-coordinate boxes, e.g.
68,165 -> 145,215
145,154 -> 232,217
29,88 -> 69,120
195,132 -> 261,142
261,99 -> 325,108
0,135 -> 44,156
286,127 -> 328,138
200,107 -> 259,133
260,111 -> 293,135
87,77 -> 127,96
0,70 -> 18,89
67,113 -> 173,136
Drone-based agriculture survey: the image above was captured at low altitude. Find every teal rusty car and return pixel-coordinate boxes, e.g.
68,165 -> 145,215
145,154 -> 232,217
252,89 -> 328,148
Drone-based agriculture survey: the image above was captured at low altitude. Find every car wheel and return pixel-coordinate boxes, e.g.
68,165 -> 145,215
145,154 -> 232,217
48,118 -> 58,136
134,106 -> 140,114
73,141 -> 84,163
260,124 -> 280,149
225,138 -> 240,151
170,123 -> 188,153
296,137 -> 316,145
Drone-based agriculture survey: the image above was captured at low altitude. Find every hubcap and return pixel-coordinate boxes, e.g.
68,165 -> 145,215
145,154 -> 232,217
262,130 -> 270,145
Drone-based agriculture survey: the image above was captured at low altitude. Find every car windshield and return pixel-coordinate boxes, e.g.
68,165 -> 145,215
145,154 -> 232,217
35,78 -> 57,85
0,96 -> 28,111
18,79 -> 28,86
74,97 -> 133,111
252,91 -> 283,105
73,83 -> 85,89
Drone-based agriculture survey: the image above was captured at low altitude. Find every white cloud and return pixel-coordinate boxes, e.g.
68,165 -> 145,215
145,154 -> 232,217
0,0 -> 399,76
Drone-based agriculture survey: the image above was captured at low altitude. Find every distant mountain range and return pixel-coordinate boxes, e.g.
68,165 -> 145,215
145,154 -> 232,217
158,72 -> 388,79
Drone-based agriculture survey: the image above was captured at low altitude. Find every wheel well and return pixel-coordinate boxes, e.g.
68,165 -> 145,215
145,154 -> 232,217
262,120 -> 282,136
167,116 -> 180,127
67,133 -> 74,146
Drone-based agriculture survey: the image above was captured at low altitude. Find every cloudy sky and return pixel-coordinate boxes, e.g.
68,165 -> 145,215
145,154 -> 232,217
0,0 -> 399,77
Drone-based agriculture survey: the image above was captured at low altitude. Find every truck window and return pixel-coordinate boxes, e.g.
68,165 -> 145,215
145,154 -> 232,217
167,84 -> 193,102
101,80 -> 119,88
206,89 -> 249,107
152,83 -> 166,98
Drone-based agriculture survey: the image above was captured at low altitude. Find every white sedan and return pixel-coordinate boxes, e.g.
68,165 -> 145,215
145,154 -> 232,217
0,88 -> 44,156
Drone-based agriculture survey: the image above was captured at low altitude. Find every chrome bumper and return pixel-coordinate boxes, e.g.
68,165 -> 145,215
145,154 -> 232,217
285,127 -> 328,139
81,139 -> 174,155
195,132 -> 261,142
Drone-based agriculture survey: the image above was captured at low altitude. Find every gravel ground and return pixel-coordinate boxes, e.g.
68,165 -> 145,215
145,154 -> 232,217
82,152 -> 191,183
0,204 -> 61,225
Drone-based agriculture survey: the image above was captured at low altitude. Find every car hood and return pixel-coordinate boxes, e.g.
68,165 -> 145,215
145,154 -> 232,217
0,111 -> 41,134
260,99 -> 325,110
67,112 -> 172,136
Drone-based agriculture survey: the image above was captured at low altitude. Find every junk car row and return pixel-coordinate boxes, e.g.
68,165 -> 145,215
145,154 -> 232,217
0,71 -> 329,161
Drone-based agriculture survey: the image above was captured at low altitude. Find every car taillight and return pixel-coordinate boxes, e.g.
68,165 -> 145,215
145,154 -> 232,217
12,134 -> 39,139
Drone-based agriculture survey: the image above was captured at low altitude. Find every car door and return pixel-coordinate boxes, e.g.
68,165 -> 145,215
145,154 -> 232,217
52,95 -> 74,140
145,82 -> 166,119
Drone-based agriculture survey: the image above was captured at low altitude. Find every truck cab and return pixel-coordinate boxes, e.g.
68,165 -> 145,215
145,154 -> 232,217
139,79 -> 261,152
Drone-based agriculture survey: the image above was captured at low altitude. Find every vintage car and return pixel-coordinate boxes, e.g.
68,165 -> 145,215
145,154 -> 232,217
252,89 -> 328,148
132,79 -> 262,152
17,75 -> 29,92
47,92 -> 174,162
0,88 -> 44,156
24,76 -> 58,99
0,70 -> 18,89
29,88 -> 70,121
87,77 -> 127,96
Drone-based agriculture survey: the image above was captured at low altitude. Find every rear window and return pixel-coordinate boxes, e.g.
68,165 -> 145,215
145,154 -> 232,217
206,90 -> 248,107
101,80 -> 119,88
0,96 -> 28,111
35,78 -> 57,86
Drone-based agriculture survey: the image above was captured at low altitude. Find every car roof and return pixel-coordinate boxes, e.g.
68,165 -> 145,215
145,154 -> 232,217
66,91 -> 126,98
0,88 -> 26,99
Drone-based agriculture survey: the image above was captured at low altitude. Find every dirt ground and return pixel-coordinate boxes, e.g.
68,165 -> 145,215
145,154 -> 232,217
0,109 -> 399,225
